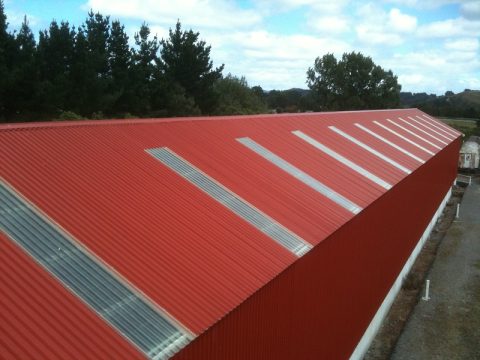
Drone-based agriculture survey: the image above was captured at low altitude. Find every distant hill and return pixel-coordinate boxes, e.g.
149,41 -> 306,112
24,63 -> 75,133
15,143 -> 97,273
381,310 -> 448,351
400,92 -> 437,107
458,90 -> 480,106
400,90 -> 480,119
287,88 -> 311,96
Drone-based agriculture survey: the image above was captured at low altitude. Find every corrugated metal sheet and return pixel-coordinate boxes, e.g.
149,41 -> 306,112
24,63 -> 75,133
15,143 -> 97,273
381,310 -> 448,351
0,109 -> 461,359
146,147 -> 311,256
173,124 -> 461,360
0,232 -> 145,360
0,180 -> 190,359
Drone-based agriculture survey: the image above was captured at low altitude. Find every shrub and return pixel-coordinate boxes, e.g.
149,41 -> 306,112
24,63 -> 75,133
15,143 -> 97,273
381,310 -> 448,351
57,111 -> 85,121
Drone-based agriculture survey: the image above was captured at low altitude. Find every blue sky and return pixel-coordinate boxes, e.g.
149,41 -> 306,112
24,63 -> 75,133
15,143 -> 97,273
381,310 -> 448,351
4,0 -> 480,94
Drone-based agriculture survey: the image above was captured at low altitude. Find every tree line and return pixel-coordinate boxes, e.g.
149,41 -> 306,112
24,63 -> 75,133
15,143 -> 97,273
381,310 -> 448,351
0,1 -> 403,123
0,4 -> 268,122
401,90 -> 480,119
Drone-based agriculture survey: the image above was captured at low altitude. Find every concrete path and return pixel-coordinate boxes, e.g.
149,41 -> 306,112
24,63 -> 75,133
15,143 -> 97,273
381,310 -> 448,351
391,177 -> 480,360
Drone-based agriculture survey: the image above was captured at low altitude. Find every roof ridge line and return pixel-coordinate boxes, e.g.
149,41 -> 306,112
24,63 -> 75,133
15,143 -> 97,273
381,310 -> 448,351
0,108 -> 418,132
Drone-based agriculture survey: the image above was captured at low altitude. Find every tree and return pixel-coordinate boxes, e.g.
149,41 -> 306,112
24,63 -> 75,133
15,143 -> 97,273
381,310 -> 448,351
306,54 -> 338,110
0,1 -> 6,51
265,88 -> 317,113
130,22 -> 160,115
160,21 -> 223,114
307,52 -> 401,110
0,0 -> 11,120
251,86 -> 265,100
84,10 -> 111,115
107,20 -> 132,114
36,20 -> 76,116
6,16 -> 38,120
161,81 -> 201,117
69,25 -> 89,115
214,74 -> 267,115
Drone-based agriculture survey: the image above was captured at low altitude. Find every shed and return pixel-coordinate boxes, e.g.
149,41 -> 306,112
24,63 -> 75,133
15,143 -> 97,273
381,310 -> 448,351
0,109 -> 461,359
459,135 -> 480,170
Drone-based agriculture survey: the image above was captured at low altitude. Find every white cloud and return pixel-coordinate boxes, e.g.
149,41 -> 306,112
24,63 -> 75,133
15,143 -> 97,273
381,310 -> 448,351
356,25 -> 404,45
384,0 -> 470,10
399,73 -> 426,88
231,31 -> 350,60
254,0 -> 350,13
429,19 -> 461,37
417,19 -> 459,37
86,0 -> 262,29
357,2 -> 384,18
417,16 -> 480,38
308,15 -> 349,34
303,0 -> 351,12
461,1 -> 480,20
382,49 -> 480,93
147,25 -> 169,40
389,8 -> 417,32
444,38 -> 479,51
210,30 -> 351,89
384,0 -> 421,7
355,5 -> 416,45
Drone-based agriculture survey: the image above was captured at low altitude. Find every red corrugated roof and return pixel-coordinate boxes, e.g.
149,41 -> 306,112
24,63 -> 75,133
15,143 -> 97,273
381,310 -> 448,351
0,232 -> 145,359
0,109 -> 460,358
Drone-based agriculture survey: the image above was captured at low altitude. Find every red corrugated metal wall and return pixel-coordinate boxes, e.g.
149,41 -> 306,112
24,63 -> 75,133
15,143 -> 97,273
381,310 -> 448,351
173,139 -> 460,360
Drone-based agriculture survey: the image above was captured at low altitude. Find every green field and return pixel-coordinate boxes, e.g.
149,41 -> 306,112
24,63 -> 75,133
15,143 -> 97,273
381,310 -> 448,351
439,118 -> 479,139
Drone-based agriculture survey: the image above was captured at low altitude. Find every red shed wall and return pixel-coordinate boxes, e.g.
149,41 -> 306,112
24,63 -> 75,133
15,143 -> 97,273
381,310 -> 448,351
173,138 -> 460,360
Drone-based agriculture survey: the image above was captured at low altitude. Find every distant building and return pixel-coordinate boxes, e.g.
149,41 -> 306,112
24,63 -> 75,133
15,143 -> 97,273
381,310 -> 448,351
459,135 -> 480,170
0,109 -> 461,359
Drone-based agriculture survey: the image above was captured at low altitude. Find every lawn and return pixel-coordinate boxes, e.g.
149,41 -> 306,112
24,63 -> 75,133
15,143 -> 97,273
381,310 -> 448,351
439,117 -> 480,139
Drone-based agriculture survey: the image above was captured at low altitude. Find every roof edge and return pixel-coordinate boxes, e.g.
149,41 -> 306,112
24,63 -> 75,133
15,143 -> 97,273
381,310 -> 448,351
0,108 -> 420,132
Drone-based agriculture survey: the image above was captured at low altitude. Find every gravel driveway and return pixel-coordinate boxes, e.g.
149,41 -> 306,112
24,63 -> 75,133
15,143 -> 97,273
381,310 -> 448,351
391,177 -> 480,360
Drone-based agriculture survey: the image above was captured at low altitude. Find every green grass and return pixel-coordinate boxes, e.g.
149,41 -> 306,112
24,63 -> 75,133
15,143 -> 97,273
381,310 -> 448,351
439,117 -> 480,139
439,118 -> 477,128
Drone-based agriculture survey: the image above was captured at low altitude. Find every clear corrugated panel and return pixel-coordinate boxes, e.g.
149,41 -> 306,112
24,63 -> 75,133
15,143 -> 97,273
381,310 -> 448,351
386,119 -> 442,150
373,120 -> 435,156
292,130 -> 392,189
329,126 -> 412,174
398,117 -> 448,145
407,116 -> 454,141
0,181 -> 190,360
354,124 -> 426,164
236,137 -> 362,214
147,148 -> 311,257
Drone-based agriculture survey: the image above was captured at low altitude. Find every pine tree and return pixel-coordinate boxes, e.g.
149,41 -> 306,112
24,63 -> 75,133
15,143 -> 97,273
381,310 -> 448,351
84,10 -> 111,116
7,16 -> 38,120
69,25 -> 89,115
37,20 -> 76,116
107,20 -> 132,115
107,21 -> 133,116
0,0 -> 6,47
0,0 -> 9,120
130,23 -> 159,115
160,21 -> 223,114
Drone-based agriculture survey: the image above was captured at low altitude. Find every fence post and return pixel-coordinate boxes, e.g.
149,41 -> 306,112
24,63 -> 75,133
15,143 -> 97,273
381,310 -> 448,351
422,280 -> 431,301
